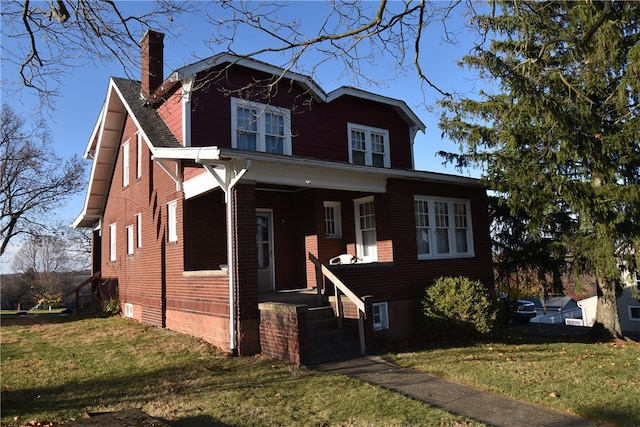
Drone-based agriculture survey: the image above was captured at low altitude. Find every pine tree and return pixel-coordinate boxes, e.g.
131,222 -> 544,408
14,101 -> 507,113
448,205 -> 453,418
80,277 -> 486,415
440,1 -> 640,338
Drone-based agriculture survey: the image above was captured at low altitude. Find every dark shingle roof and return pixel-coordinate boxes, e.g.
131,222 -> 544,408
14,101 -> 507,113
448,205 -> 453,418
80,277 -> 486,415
112,77 -> 181,149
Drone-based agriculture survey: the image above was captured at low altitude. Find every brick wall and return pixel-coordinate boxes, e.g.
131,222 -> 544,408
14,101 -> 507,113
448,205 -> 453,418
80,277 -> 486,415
258,302 -> 308,365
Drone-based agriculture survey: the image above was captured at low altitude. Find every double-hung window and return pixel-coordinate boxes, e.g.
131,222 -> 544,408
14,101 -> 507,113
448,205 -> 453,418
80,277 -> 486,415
354,196 -> 377,262
347,123 -> 390,168
126,225 -> 134,255
231,98 -> 291,155
109,223 -> 117,261
136,213 -> 142,249
136,133 -> 143,179
323,201 -> 342,238
122,141 -> 130,187
414,196 -> 474,259
168,201 -> 178,243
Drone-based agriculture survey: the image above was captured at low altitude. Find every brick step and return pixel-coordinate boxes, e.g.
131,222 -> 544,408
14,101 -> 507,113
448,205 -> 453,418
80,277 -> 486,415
306,338 -> 361,365
305,309 -> 362,365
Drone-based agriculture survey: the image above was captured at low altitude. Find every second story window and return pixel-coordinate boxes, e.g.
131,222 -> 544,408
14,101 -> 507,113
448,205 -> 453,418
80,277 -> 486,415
348,123 -> 390,168
122,141 -> 130,187
136,133 -> 143,179
231,98 -> 291,155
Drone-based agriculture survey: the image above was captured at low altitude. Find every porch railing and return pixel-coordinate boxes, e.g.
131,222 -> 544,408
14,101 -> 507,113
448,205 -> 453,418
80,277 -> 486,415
64,271 -> 101,310
309,253 -> 369,354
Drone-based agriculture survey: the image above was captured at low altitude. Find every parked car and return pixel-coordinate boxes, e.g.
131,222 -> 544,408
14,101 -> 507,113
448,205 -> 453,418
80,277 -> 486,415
513,299 -> 537,323
498,292 -> 537,324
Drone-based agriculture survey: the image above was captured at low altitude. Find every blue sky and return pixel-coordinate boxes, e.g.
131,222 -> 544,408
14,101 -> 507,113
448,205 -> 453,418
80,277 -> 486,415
1,1 -> 481,267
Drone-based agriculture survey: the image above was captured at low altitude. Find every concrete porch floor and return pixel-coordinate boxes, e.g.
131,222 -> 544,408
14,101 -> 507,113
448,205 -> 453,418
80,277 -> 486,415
258,288 -> 327,307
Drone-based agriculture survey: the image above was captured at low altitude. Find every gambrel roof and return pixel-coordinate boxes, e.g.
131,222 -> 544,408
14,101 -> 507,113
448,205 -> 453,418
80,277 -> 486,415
167,53 -> 426,133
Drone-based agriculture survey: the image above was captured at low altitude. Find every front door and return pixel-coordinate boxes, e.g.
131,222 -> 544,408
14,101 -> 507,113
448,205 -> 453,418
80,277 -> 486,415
256,210 -> 274,291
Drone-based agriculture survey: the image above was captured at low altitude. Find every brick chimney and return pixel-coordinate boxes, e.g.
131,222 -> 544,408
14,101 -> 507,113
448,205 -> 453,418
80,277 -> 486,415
140,30 -> 164,100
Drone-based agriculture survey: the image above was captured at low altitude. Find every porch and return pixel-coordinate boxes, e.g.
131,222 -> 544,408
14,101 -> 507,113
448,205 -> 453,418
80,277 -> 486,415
257,254 -> 373,365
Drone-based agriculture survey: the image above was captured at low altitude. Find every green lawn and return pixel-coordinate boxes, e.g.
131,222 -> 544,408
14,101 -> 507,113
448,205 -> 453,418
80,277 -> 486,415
1,315 -> 480,427
392,327 -> 640,427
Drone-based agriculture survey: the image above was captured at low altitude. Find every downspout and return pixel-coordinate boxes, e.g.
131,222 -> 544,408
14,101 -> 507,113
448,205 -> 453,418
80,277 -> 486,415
181,76 -> 195,147
225,160 -> 250,355
197,157 -> 251,354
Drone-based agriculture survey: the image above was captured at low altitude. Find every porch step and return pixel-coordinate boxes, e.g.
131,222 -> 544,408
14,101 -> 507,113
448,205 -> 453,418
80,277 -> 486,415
305,307 -> 362,365
307,306 -> 335,320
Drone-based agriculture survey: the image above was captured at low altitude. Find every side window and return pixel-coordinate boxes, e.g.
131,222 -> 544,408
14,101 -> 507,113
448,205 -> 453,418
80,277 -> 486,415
122,141 -> 130,187
126,225 -> 134,255
168,201 -> 178,242
323,201 -> 342,238
109,223 -> 117,261
231,98 -> 291,155
347,123 -> 390,168
136,133 -> 143,179
136,213 -> 142,248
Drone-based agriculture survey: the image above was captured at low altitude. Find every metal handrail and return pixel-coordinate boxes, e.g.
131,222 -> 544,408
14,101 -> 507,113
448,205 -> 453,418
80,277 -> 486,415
309,253 -> 367,354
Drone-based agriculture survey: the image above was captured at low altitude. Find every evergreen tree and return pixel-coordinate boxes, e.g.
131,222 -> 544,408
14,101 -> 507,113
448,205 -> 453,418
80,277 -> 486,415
440,1 -> 640,338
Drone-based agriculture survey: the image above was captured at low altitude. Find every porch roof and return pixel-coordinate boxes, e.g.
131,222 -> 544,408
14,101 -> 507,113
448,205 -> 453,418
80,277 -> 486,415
151,146 -> 483,199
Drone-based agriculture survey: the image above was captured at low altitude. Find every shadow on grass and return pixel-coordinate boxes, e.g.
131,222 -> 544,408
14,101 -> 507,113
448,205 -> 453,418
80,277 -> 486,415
0,311 -> 109,327
1,353 -> 307,425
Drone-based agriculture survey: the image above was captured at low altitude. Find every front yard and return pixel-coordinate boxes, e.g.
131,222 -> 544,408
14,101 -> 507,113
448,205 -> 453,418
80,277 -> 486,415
392,324 -> 640,427
1,314 -> 638,426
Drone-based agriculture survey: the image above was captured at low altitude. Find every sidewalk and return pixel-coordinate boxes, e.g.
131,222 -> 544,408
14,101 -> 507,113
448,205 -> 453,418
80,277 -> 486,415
315,355 -> 599,427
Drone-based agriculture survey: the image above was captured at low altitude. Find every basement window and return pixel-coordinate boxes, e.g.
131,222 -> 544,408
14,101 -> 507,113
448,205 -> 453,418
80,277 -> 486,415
372,302 -> 389,330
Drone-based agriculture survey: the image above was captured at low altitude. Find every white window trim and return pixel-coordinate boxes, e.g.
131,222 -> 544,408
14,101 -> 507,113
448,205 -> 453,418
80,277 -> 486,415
354,196 -> 377,263
109,223 -> 117,261
136,133 -> 142,179
231,97 -> 292,155
126,225 -> 134,255
136,213 -> 142,248
323,201 -> 342,238
122,141 -> 130,187
347,123 -> 391,168
629,306 -> 640,321
168,201 -> 178,243
414,196 -> 475,260
372,302 -> 389,330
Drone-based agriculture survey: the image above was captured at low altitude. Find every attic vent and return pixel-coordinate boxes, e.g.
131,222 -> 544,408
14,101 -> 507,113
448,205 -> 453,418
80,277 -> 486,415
124,303 -> 134,319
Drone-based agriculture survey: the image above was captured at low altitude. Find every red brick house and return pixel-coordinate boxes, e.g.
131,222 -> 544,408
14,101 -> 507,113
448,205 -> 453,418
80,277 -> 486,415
73,31 -> 493,364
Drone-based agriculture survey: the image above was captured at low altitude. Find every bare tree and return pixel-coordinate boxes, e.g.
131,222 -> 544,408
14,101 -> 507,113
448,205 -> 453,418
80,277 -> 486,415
1,0 -> 194,105
0,104 -> 85,255
12,234 -> 71,274
2,1 -> 468,106
199,1 -> 466,98
11,234 -> 71,307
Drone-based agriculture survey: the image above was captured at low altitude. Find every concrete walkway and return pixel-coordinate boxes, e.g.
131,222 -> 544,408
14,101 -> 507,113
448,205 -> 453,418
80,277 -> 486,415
315,355 -> 600,427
